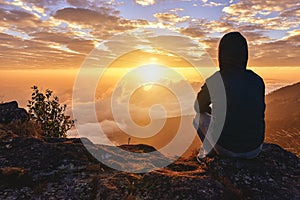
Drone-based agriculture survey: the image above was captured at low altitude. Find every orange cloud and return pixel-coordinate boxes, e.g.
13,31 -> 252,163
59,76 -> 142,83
0,1 -> 147,69
154,12 -> 190,25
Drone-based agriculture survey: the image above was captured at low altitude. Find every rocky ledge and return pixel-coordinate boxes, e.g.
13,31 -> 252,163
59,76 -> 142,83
0,101 -> 28,124
0,135 -> 299,199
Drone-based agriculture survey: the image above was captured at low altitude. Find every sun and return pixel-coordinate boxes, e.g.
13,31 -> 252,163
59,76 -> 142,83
97,49 -> 204,95
149,57 -> 158,63
135,64 -> 167,83
143,84 -> 153,91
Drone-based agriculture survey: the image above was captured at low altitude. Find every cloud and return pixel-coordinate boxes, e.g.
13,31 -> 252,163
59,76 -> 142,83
54,7 -> 118,25
0,0 -> 299,69
71,75 -> 201,144
222,0 -> 300,30
0,9 -> 43,36
169,8 -> 185,13
180,18 -> 210,39
0,0 -> 142,69
154,12 -> 190,25
177,0 -> 300,67
279,6 -> 300,18
135,0 -> 156,6
202,1 -> 226,7
31,31 -> 94,53
182,26 -> 300,67
248,30 -> 300,67
68,121 -> 119,145
73,73 -> 201,124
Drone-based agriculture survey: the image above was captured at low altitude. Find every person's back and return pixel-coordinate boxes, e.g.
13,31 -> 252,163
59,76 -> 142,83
194,32 -> 265,158
218,69 -> 265,152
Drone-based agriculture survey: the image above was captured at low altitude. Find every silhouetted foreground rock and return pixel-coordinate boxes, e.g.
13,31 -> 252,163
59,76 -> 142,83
0,101 -> 28,124
0,135 -> 299,199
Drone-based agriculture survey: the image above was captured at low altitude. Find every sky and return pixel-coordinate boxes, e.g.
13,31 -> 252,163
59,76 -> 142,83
0,0 -> 299,69
0,0 -> 299,149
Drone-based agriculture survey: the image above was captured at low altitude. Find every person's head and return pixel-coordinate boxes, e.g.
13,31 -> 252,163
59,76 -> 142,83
218,32 -> 248,70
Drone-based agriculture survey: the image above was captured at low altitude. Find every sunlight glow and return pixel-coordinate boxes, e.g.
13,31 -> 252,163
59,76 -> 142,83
136,64 -> 166,83
150,57 -> 158,63
143,84 -> 153,91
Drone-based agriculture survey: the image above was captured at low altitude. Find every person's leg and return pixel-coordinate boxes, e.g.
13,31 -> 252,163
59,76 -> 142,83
193,119 -> 205,142
193,113 -> 215,158
193,112 -> 211,140
194,113 -> 263,159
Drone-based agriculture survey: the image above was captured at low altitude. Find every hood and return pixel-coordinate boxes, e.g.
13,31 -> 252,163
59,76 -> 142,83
218,32 -> 248,70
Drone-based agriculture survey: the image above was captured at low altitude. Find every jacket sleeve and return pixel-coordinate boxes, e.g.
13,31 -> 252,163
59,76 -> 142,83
194,83 -> 211,114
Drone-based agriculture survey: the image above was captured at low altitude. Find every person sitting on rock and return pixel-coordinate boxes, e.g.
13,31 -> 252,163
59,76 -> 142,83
193,32 -> 265,160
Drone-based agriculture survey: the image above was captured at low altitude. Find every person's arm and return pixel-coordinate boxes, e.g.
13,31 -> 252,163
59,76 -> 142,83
194,83 -> 211,114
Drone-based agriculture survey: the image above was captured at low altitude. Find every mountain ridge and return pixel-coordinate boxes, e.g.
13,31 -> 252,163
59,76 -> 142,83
265,82 -> 300,156
0,135 -> 299,199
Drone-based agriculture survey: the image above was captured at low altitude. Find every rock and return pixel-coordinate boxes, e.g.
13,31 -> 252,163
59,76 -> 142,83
0,135 -> 299,199
0,167 -> 33,188
0,101 -> 28,124
203,143 -> 300,199
119,144 -> 157,153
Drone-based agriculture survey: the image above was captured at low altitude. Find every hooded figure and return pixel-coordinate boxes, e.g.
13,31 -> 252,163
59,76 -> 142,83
219,32 -> 248,70
194,32 -> 265,158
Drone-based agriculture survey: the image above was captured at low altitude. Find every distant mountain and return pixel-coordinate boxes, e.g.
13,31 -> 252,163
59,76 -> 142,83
265,82 -> 300,156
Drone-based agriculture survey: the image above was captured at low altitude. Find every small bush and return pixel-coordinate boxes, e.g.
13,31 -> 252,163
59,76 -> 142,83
27,86 -> 74,138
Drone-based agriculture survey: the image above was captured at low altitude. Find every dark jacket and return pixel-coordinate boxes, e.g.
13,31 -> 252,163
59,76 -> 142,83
195,32 -> 265,153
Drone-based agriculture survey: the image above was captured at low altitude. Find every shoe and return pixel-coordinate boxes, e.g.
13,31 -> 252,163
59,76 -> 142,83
196,148 -> 217,163
196,147 -> 208,163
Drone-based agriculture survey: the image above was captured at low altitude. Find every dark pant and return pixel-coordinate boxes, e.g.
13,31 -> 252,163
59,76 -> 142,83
193,113 -> 262,159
